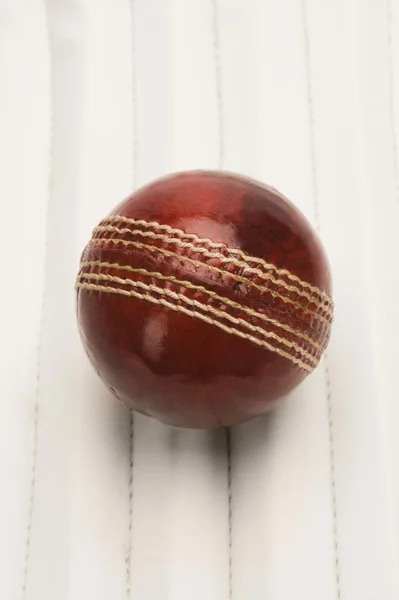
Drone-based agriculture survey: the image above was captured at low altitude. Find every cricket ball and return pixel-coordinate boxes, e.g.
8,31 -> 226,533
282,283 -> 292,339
76,170 -> 333,428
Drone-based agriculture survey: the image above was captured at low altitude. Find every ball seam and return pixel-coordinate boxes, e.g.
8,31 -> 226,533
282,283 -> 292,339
95,223 -> 332,316
78,269 -> 319,366
76,280 -> 313,372
87,237 -> 332,329
101,215 -> 332,306
80,259 -> 325,354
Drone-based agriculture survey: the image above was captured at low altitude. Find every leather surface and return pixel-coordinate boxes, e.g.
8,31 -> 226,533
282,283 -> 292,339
1,0 -> 399,598
77,171 -> 332,427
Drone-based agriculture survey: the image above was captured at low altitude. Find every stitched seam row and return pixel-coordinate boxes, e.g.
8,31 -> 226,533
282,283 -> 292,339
95,224 -> 332,317
76,280 -> 313,372
100,215 -> 333,307
78,270 -> 319,366
85,249 -> 328,339
88,237 -> 332,329
80,259 -> 325,353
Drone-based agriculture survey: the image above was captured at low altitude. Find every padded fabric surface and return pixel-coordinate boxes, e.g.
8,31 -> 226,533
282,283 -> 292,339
1,1 -> 399,598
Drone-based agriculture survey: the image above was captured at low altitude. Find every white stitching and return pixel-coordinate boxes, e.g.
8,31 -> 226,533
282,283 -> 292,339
94,223 -> 333,315
80,260 -> 325,352
78,270 -> 319,366
100,215 -> 333,307
76,281 -> 313,372
88,237 -> 333,329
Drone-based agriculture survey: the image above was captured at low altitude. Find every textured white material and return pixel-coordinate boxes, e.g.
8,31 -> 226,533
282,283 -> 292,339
1,0 -> 399,599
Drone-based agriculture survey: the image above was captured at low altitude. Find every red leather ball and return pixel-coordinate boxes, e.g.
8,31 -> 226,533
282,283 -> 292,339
76,171 -> 333,428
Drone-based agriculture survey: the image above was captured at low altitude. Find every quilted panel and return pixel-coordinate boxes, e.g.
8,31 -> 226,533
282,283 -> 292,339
1,1 -> 398,598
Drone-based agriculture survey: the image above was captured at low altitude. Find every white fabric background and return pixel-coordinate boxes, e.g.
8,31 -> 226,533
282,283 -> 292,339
1,0 -> 399,598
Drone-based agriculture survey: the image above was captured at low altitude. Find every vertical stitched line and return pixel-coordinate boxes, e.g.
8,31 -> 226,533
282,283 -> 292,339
21,408 -> 39,600
21,5 -> 54,599
301,1 -> 341,598
387,0 -> 399,205
325,358 -> 340,594
125,409 -> 134,600
212,1 -> 232,597
126,2 -> 137,599
301,0 -> 320,229
226,427 -> 233,600
212,0 -> 225,169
